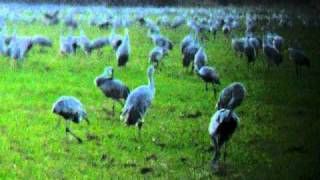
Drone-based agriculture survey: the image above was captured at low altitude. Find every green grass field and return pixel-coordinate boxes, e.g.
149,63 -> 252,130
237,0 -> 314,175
0,14 -> 319,179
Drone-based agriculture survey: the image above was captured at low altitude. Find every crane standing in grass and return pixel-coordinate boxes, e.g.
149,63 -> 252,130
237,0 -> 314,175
197,66 -> 220,98
288,47 -> 311,75
95,67 -> 130,116
116,28 -> 130,67
120,66 -> 155,136
209,109 -> 240,171
216,82 -> 246,111
52,96 -> 89,143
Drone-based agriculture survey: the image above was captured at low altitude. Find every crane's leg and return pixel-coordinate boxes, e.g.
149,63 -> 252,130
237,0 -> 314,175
212,135 -> 220,171
191,63 -> 195,74
56,118 -> 62,128
112,101 -> 115,116
224,143 -> 227,163
137,121 -> 143,138
213,85 -> 217,99
65,121 -> 82,143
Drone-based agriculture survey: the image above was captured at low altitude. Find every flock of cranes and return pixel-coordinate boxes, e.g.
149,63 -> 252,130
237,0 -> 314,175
0,4 -> 317,173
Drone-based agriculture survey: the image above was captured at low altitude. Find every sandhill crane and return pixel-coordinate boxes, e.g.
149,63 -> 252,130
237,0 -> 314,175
116,28 -> 130,67
231,35 -> 245,57
149,46 -> 167,69
171,16 -> 185,28
244,37 -> 256,67
248,35 -> 262,56
18,37 -> 33,59
60,30 -> 78,55
77,29 -> 92,55
216,82 -> 246,111
194,47 -> 208,72
266,32 -> 283,52
180,33 -> 193,54
149,34 -> 173,51
288,48 -> 311,75
31,35 -> 52,52
273,34 -> 283,52
263,38 -> 283,67
182,32 -> 200,72
210,22 -> 219,40
197,66 -> 220,97
95,66 -> 130,115
64,12 -> 78,29
109,27 -> 122,51
222,24 -> 231,38
120,66 -> 155,136
209,109 -> 239,171
52,96 -> 89,143
90,37 -> 110,52
43,10 -> 59,25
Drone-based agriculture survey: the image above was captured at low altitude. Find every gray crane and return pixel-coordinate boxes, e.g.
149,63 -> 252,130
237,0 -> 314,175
95,66 -> 130,116
263,37 -> 283,67
194,47 -> 208,72
197,66 -> 220,97
208,109 -> 239,171
216,82 -> 246,111
288,48 -> 311,75
149,46 -> 167,69
244,37 -> 256,67
52,96 -> 89,143
116,28 -> 130,67
120,66 -> 155,136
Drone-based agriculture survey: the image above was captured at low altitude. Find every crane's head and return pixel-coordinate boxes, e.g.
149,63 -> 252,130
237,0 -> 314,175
103,66 -> 114,78
79,110 -> 90,125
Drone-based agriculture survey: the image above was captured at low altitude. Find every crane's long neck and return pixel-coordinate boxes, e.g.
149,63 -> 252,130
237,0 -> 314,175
111,69 -> 114,79
148,71 -> 155,94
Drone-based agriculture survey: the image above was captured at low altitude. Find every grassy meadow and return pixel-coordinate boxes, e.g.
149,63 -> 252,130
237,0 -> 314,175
0,9 -> 319,179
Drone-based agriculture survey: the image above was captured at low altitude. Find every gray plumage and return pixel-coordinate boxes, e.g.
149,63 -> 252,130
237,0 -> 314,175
197,66 -> 220,97
150,34 -> 173,51
64,13 -> 78,29
60,33 -> 78,55
248,36 -> 262,55
182,40 -> 199,71
222,24 -> 231,35
52,96 -> 89,143
194,47 -> 208,72
263,39 -> 283,66
95,66 -> 130,115
32,35 -> 52,47
90,37 -> 110,50
77,29 -> 92,55
209,109 -> 239,170
8,36 -> 33,60
216,82 -> 246,111
44,10 -> 59,25
109,28 -> 122,51
120,66 -> 155,134
116,28 -> 130,67
149,46 -> 167,68
273,35 -> 283,52
180,33 -> 193,54
231,36 -> 245,56
244,37 -> 256,65
288,48 -> 311,75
